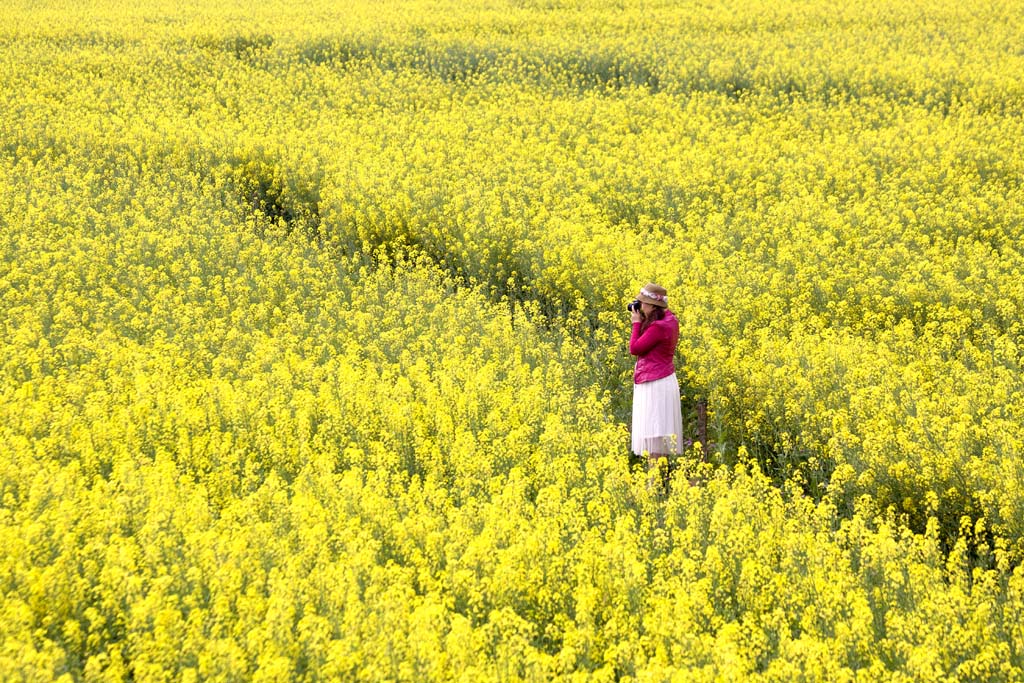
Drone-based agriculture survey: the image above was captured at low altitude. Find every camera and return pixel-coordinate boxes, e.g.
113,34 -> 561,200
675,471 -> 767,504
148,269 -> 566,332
627,300 -> 642,312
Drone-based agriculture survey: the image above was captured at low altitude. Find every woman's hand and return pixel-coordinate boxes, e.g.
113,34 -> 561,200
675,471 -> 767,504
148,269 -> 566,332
630,310 -> 643,324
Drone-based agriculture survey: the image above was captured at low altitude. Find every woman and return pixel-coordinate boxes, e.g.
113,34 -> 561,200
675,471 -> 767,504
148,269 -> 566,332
628,283 -> 683,490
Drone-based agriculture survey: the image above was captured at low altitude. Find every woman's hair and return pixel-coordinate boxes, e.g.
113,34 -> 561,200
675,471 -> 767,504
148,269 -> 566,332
640,306 -> 666,334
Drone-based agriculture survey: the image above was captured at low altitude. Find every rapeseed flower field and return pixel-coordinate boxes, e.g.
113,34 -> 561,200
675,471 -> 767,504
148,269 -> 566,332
2,0 -> 1023,680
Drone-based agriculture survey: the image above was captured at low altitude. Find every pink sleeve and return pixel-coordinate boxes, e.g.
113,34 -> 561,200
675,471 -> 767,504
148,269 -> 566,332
629,322 -> 666,356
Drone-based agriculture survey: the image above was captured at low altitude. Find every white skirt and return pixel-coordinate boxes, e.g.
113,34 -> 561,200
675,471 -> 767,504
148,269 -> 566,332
632,373 -> 684,456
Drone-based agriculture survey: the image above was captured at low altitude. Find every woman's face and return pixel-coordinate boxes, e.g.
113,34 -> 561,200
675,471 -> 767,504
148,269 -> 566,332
641,301 -> 656,316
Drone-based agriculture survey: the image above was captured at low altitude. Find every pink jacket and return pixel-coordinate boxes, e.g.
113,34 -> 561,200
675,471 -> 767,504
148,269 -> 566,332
630,309 -> 679,384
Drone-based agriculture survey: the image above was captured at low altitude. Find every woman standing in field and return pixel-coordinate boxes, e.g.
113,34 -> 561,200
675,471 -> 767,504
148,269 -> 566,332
628,283 -> 684,491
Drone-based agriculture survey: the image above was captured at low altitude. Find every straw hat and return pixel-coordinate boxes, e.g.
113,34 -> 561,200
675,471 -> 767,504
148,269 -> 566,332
637,283 -> 669,308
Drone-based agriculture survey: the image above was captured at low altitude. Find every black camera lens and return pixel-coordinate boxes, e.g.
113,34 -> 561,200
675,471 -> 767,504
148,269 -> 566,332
627,300 -> 641,312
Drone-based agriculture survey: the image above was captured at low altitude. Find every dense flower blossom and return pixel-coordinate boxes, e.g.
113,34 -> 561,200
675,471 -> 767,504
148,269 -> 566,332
1,0 -> 1023,680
